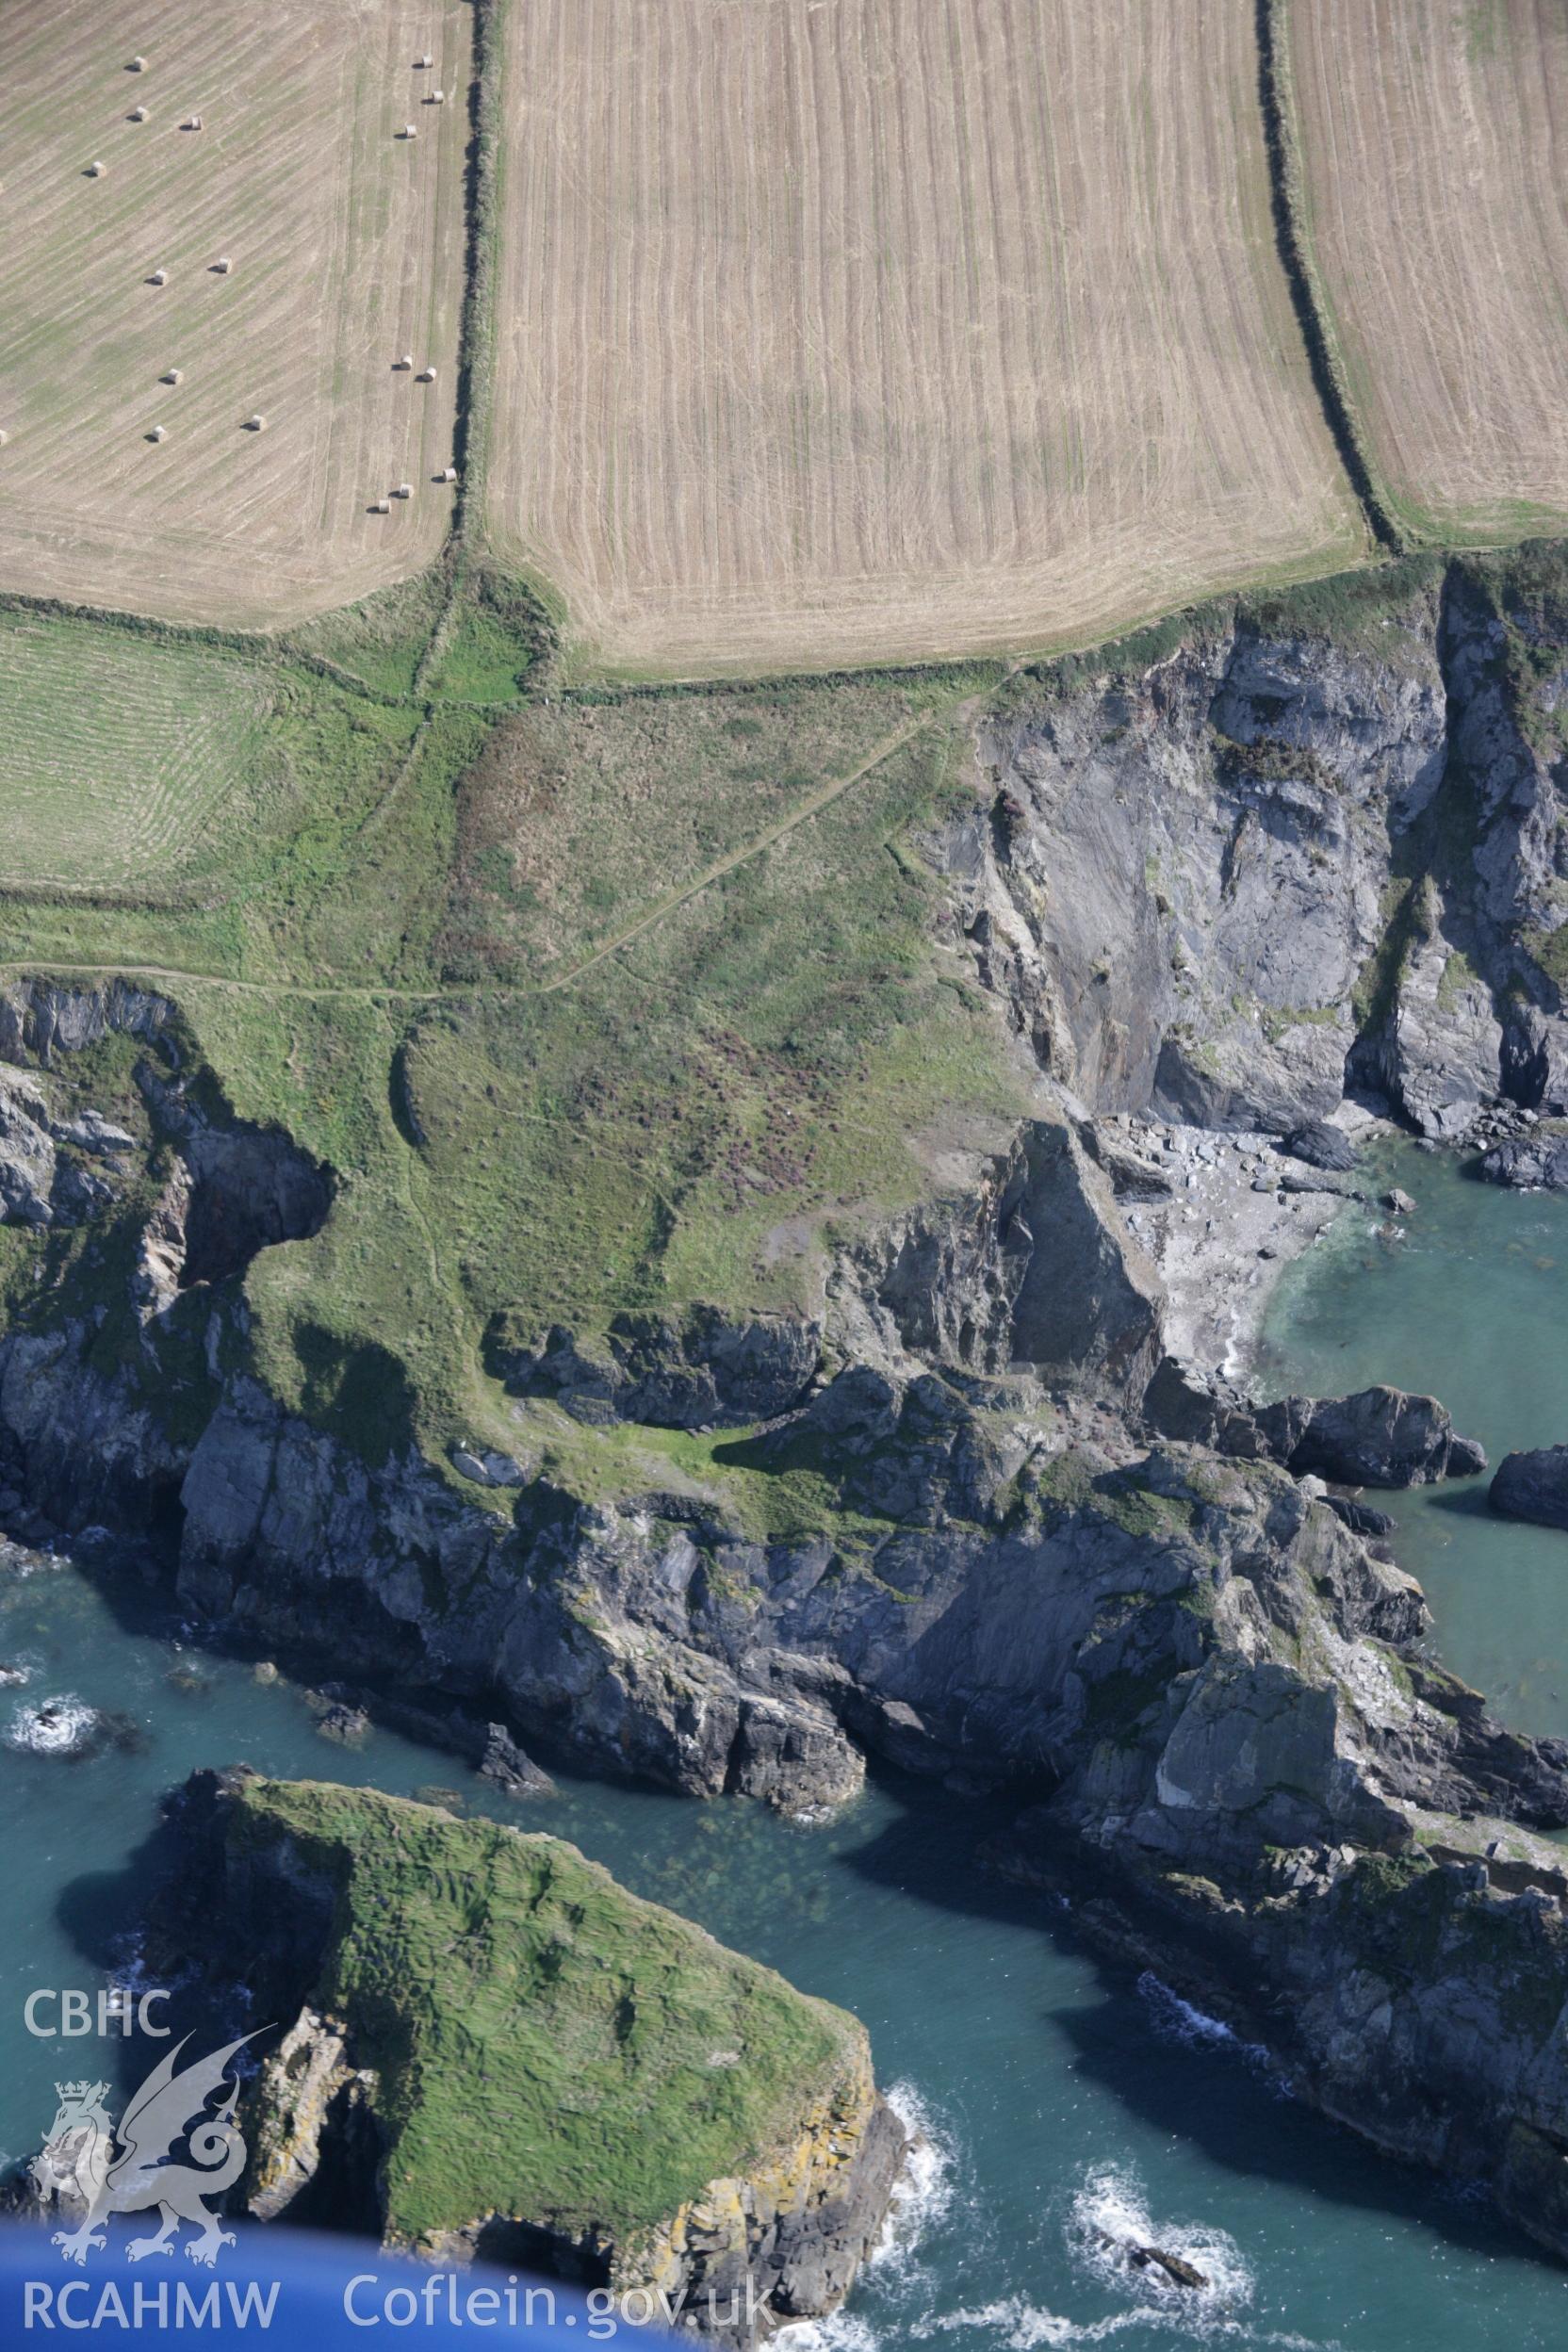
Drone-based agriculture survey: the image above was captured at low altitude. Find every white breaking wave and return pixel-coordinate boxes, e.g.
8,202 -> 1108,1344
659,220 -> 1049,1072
916,2298 -> 1120,2346
866,2080 -> 959,2269
1068,2160 -> 1254,2322
1137,1974 -> 1282,2089
914,2302 -> 1334,2350
4,1692 -> 99,1755
0,1540 -> 56,1580
778,2110 -> 1336,2352
776,2081 -> 962,2352
776,2314 -> 883,2352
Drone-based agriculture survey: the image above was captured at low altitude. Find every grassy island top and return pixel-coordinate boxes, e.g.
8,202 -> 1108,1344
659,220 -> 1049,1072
230,1778 -> 867,2247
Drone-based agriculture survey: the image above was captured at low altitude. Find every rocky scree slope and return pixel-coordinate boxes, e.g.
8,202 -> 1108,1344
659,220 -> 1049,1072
6,549 -> 1568,2252
951,553 -> 1568,1142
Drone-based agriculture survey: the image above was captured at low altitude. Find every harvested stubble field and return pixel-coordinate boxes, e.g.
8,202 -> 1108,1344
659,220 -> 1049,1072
1288,0 -> 1568,547
0,0 -> 469,627
484,0 -> 1366,678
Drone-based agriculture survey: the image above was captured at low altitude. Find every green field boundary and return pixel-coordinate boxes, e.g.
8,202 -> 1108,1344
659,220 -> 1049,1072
1255,0 -> 1407,556
449,0 -> 507,543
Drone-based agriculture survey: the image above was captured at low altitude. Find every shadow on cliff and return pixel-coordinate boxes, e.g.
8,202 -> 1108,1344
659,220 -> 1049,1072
51,1797 -> 234,2110
839,1770 -> 1554,2274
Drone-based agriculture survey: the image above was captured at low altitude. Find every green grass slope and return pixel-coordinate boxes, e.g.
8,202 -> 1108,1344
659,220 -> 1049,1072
3,546 -> 1564,1516
231,1779 -> 864,2248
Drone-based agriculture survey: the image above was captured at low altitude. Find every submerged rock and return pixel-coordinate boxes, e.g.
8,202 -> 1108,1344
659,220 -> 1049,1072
1089,2224 -> 1209,2292
314,1701 -> 370,1747
1491,1447 -> 1568,1532
3,1696 -> 142,1758
146,1775 -> 906,2342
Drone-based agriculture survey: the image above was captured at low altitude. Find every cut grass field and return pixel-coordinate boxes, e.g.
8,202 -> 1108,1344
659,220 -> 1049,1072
0,0 -> 470,626
1286,0 -> 1568,549
0,610 -> 269,890
482,0 -> 1367,678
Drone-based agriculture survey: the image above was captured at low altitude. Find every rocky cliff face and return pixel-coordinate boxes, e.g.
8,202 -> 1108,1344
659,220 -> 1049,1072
8,551 -> 1568,2267
142,1774 -> 906,2342
949,559 -> 1568,1142
997,1767 -> 1568,2266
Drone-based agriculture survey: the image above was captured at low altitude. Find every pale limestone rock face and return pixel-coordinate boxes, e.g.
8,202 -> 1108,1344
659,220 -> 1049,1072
245,2007 -> 368,2222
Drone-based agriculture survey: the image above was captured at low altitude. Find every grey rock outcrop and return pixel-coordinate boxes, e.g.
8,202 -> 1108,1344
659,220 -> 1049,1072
945,565 -> 1568,1145
1252,1385 -> 1487,1488
1491,1447 -> 1568,1532
0,975 -> 173,1067
830,1115 -> 1164,1403
450,1444 -> 526,1488
493,1305 -> 821,1429
1480,1132 -> 1568,1191
1144,1364 -> 1485,1490
0,1076 -> 57,1229
1387,925 -> 1503,1140
0,1071 -> 128,1233
49,1111 -> 135,1155
1282,1120 -> 1358,1172
171,1366 -> 1555,1862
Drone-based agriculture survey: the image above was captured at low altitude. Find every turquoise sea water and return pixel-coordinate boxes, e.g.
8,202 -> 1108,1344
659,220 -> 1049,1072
1255,1139 -> 1568,1753
5,1140 -> 1568,2348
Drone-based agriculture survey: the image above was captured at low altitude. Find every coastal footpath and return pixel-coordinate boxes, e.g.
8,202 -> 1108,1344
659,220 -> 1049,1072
6,547 -> 1568,2262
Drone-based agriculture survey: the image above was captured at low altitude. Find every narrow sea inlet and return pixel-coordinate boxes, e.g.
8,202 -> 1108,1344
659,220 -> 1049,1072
4,1141 -> 1568,2349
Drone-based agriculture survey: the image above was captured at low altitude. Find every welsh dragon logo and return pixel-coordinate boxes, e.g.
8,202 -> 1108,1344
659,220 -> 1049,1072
37,2033 -> 263,2268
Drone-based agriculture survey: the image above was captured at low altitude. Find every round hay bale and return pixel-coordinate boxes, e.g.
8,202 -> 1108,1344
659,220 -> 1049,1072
148,425 -> 167,443
86,161 -> 106,177
213,256 -> 233,274
244,414 -> 266,432
148,269 -> 169,287
416,365 -> 437,383
161,368 -> 183,384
